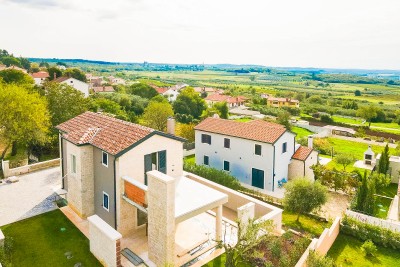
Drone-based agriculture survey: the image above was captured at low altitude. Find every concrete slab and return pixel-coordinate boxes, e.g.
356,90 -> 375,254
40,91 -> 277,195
353,160 -> 375,170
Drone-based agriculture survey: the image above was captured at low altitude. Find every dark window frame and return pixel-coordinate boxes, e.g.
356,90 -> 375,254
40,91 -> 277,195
224,138 -> 230,148
255,144 -> 262,156
223,160 -> 230,171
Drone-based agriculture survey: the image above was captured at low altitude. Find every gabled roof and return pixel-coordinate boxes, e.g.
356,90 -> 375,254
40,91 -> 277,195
155,87 -> 170,94
194,117 -> 287,144
31,71 -> 49,79
205,94 -> 247,104
93,86 -> 114,93
53,76 -> 71,83
56,112 -> 184,156
268,97 -> 299,103
292,146 -> 313,161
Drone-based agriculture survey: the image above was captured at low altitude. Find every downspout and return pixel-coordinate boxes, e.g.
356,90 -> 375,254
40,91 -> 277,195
272,145 -> 276,191
60,135 -> 64,189
113,158 -> 117,229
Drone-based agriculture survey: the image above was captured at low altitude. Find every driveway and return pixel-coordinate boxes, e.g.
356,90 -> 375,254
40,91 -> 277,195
0,167 -> 61,226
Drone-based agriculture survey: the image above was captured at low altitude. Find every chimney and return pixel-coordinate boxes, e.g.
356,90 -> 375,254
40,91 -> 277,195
167,117 -> 175,135
308,135 -> 313,149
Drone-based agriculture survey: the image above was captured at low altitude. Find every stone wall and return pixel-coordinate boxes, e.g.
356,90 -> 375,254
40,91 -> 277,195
1,158 -> 60,178
88,215 -> 122,267
346,209 -> 400,232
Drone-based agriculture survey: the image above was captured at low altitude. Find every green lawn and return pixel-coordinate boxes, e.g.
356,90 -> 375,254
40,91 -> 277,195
0,210 -> 102,267
327,234 -> 400,266
184,154 -> 195,164
377,183 -> 399,197
291,126 -> 313,139
282,211 -> 329,238
233,117 -> 253,122
332,115 -> 363,125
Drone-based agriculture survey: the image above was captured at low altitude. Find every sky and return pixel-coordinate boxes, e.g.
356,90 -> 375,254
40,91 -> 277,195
0,0 -> 399,70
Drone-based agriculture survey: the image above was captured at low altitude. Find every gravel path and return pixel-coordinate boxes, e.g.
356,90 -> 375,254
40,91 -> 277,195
0,167 -> 61,226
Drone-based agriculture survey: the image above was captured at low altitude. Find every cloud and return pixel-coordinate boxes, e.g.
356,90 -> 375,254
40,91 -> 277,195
3,0 -> 63,8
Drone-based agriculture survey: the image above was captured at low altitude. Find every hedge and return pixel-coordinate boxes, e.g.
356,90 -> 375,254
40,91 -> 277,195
341,215 -> 400,250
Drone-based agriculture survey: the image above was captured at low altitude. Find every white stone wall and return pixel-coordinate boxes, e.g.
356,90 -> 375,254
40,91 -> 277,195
61,78 -> 89,97
88,215 -> 122,267
64,141 -> 94,217
195,130 -> 295,191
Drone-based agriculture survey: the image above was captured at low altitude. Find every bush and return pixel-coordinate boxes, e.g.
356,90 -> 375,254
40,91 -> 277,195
313,138 -> 332,155
341,215 -> 400,250
0,236 -> 13,267
307,251 -> 334,267
361,240 -> 377,257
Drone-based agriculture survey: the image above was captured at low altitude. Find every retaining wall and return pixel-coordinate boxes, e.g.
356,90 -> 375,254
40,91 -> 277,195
346,209 -> 400,232
1,158 -> 60,178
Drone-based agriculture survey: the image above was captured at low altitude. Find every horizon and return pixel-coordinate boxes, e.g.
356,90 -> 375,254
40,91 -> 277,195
1,0 -> 400,70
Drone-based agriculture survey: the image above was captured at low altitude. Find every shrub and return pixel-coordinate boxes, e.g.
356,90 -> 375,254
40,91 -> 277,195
313,138 -> 332,155
341,215 -> 400,250
320,114 -> 333,123
307,251 -> 334,267
361,240 -> 377,257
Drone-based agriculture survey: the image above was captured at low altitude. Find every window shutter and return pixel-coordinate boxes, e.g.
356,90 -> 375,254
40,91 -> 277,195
144,154 -> 152,185
158,150 -> 167,174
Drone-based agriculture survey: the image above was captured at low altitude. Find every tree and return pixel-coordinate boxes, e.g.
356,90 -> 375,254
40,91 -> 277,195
283,178 -> 328,222
0,56 -> 21,67
335,153 -> 356,171
277,110 -> 291,130
0,83 -> 50,159
361,240 -> 377,257
357,105 -> 379,127
173,87 -> 207,121
40,82 -> 89,127
377,144 -> 390,174
89,98 -> 130,121
63,68 -> 87,82
128,83 -> 158,99
354,171 -> 368,212
0,69 -> 34,85
47,66 -> 62,80
354,90 -> 361,96
177,123 -> 195,142
214,102 -> 229,119
142,101 -> 174,132
219,218 -> 273,267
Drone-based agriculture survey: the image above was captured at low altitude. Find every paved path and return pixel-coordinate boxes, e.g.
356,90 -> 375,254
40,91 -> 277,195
0,167 -> 61,226
331,134 -> 397,148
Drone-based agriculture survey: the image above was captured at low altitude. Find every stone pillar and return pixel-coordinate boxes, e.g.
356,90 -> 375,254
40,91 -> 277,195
1,160 -> 10,178
215,205 -> 223,241
147,170 -> 176,266
237,202 -> 255,236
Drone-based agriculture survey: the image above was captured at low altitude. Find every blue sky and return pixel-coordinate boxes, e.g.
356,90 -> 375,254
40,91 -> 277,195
1,0 -> 399,69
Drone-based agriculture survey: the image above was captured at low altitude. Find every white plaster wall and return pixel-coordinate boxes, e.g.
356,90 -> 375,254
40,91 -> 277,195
304,151 -> 318,181
195,130 -> 295,191
61,78 -> 89,97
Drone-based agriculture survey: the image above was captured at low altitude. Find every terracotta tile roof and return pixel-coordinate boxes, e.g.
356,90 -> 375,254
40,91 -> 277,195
54,76 -> 71,83
31,71 -> 49,79
205,94 -> 248,104
268,97 -> 299,103
292,146 -> 313,161
156,87 -> 170,94
195,117 -> 287,144
93,86 -> 114,93
56,112 -> 155,155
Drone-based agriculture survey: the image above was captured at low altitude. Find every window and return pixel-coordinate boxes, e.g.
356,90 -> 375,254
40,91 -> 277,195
255,144 -> 262,156
71,154 -> 76,174
201,134 -> 211,145
224,138 -> 230,148
103,192 -> 109,211
137,209 -> 147,226
282,142 -> 287,153
102,151 -> 108,167
223,161 -> 230,171
204,155 -> 209,165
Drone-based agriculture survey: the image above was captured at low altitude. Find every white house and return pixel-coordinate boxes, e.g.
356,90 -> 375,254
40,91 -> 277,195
31,71 -> 49,86
195,118 -> 317,194
155,87 -> 180,102
54,77 -> 90,97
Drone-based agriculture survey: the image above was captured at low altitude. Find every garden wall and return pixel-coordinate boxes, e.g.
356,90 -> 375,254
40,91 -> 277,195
88,215 -> 122,267
346,209 -> 400,232
295,217 -> 341,267
1,158 -> 60,178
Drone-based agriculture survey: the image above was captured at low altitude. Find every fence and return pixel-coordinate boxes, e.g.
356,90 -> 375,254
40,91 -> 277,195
295,217 -> 341,267
346,209 -> 400,232
1,158 -> 60,178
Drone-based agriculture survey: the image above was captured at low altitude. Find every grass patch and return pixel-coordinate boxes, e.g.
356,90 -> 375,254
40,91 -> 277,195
282,211 -> 329,237
233,117 -> 253,122
374,196 -> 392,219
327,234 -> 400,266
0,210 -> 102,267
377,183 -> 398,197
184,154 -> 195,164
291,126 -> 313,139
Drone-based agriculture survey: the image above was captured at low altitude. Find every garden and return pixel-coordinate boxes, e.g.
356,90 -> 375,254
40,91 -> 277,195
0,210 -> 101,267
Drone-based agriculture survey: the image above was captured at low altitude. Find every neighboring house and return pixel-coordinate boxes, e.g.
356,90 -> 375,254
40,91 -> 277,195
323,125 -> 356,137
194,87 -> 223,96
155,87 -> 180,101
171,82 -> 188,91
195,118 -> 317,193
92,86 -> 115,93
205,94 -> 248,108
57,65 -> 67,70
56,112 -> 283,266
267,97 -> 299,108
54,77 -> 89,97
108,76 -> 126,85
288,141 -> 318,182
31,71 -> 49,86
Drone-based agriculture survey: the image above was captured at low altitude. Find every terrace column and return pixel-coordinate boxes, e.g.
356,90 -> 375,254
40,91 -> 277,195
215,205 -> 223,242
237,202 -> 255,236
147,170 -> 176,266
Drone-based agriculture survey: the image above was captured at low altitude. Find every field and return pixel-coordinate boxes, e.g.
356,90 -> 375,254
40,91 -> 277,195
327,234 -> 400,266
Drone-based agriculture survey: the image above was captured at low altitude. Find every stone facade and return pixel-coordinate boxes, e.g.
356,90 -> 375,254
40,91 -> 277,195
65,141 -> 95,218
147,171 -> 176,266
88,215 -> 122,267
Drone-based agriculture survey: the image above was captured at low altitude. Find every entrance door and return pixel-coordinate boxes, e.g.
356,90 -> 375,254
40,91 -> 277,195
251,168 -> 264,189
